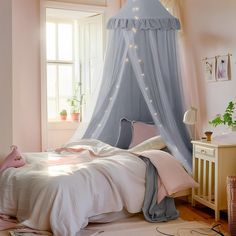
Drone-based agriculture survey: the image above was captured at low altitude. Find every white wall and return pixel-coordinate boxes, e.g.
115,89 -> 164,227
181,0 -> 236,136
0,0 -> 13,157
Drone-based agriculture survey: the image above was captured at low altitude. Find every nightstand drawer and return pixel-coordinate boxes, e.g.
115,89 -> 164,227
195,145 -> 215,157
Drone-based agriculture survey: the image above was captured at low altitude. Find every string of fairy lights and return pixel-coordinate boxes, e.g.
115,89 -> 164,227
90,0 -> 190,170
92,0 -> 154,138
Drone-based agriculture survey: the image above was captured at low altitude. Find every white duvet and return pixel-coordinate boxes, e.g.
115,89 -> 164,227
0,139 -> 196,236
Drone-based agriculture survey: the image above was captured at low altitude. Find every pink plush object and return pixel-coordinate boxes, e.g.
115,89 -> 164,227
0,145 -> 25,172
129,122 -> 158,148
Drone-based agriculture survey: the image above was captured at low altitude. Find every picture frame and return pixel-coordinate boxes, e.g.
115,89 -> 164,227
203,57 -> 216,82
216,55 -> 231,81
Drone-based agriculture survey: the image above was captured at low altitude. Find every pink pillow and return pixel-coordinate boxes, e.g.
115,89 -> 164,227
129,122 -> 158,148
0,145 -> 25,172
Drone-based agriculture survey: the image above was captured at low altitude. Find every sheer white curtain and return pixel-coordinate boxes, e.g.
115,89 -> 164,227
160,0 -> 201,137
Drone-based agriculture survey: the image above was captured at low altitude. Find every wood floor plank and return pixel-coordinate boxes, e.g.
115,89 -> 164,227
175,198 -> 228,233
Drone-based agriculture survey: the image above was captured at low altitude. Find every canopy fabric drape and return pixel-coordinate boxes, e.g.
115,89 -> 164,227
70,0 -> 192,172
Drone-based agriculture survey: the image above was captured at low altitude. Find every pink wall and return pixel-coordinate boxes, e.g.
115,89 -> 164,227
3,0 -> 235,154
181,0 -> 236,136
0,0 -> 121,156
0,0 -> 13,157
12,0 -> 41,152
106,0 -> 121,20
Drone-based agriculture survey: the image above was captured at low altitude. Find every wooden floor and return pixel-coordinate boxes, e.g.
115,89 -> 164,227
175,198 -> 229,234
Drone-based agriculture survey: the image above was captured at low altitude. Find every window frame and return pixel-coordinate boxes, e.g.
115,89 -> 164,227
40,0 -> 105,151
46,18 -> 75,120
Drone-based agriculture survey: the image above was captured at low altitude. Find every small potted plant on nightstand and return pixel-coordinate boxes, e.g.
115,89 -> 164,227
209,101 -> 236,131
60,109 -> 67,121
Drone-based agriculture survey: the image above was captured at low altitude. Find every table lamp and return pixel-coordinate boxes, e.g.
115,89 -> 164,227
183,107 -> 197,140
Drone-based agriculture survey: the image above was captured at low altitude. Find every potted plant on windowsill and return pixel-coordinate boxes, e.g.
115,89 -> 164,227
209,101 -> 236,131
67,82 -> 85,122
60,109 -> 67,121
68,97 -> 80,121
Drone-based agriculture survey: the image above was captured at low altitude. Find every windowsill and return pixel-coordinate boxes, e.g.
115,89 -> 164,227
48,119 -> 79,123
48,119 -> 79,130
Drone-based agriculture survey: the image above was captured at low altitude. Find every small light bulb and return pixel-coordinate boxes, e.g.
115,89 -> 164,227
134,16 -> 139,20
145,87 -> 148,90
132,27 -> 137,33
154,113 -> 157,116
132,7 -> 139,12
150,100 -> 153,103
134,45 -> 138,49
129,44 -> 133,48
125,58 -> 129,62
141,73 -> 145,77
138,59 -> 142,63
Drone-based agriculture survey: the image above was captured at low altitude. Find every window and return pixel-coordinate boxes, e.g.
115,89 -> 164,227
46,9 -> 104,121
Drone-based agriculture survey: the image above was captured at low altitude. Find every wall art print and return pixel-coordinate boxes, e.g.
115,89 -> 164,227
204,57 -> 216,82
216,55 -> 231,81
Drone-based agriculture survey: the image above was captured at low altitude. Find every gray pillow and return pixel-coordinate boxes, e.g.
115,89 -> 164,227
115,118 -> 133,149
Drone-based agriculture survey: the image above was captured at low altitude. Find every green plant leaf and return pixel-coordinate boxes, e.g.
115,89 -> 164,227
209,101 -> 236,128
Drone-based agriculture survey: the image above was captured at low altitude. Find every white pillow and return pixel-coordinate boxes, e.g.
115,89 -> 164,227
129,135 -> 166,153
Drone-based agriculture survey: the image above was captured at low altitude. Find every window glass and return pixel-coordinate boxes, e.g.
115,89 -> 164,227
47,64 -> 57,98
59,97 -> 70,115
58,23 -> 73,61
48,99 -> 57,120
58,65 -> 73,97
46,22 -> 56,60
45,13 -> 103,121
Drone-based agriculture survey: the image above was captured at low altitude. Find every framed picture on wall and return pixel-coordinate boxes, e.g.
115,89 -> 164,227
203,57 -> 216,82
216,55 -> 231,81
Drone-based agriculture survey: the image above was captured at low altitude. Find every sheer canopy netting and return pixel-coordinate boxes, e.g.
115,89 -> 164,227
70,0 -> 192,172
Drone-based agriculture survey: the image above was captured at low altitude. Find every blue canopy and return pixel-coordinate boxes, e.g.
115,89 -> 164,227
70,0 -> 192,172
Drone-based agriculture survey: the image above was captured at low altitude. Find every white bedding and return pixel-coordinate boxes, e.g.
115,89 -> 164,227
0,139 -> 196,236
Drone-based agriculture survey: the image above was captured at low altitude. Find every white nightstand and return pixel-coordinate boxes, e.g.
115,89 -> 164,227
192,140 -> 236,221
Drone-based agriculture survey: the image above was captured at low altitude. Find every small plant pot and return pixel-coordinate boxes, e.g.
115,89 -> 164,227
205,131 -> 213,141
60,115 -> 67,121
71,112 -> 79,121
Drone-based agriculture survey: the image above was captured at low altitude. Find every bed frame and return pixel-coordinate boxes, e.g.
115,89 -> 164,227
172,189 -> 191,203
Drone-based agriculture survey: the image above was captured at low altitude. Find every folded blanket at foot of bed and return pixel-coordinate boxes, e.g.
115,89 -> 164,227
139,155 -> 179,222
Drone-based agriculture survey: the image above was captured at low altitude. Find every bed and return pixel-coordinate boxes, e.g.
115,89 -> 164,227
0,139 -> 197,236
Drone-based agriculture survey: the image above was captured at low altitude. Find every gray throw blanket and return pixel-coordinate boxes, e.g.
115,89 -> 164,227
139,155 -> 179,222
